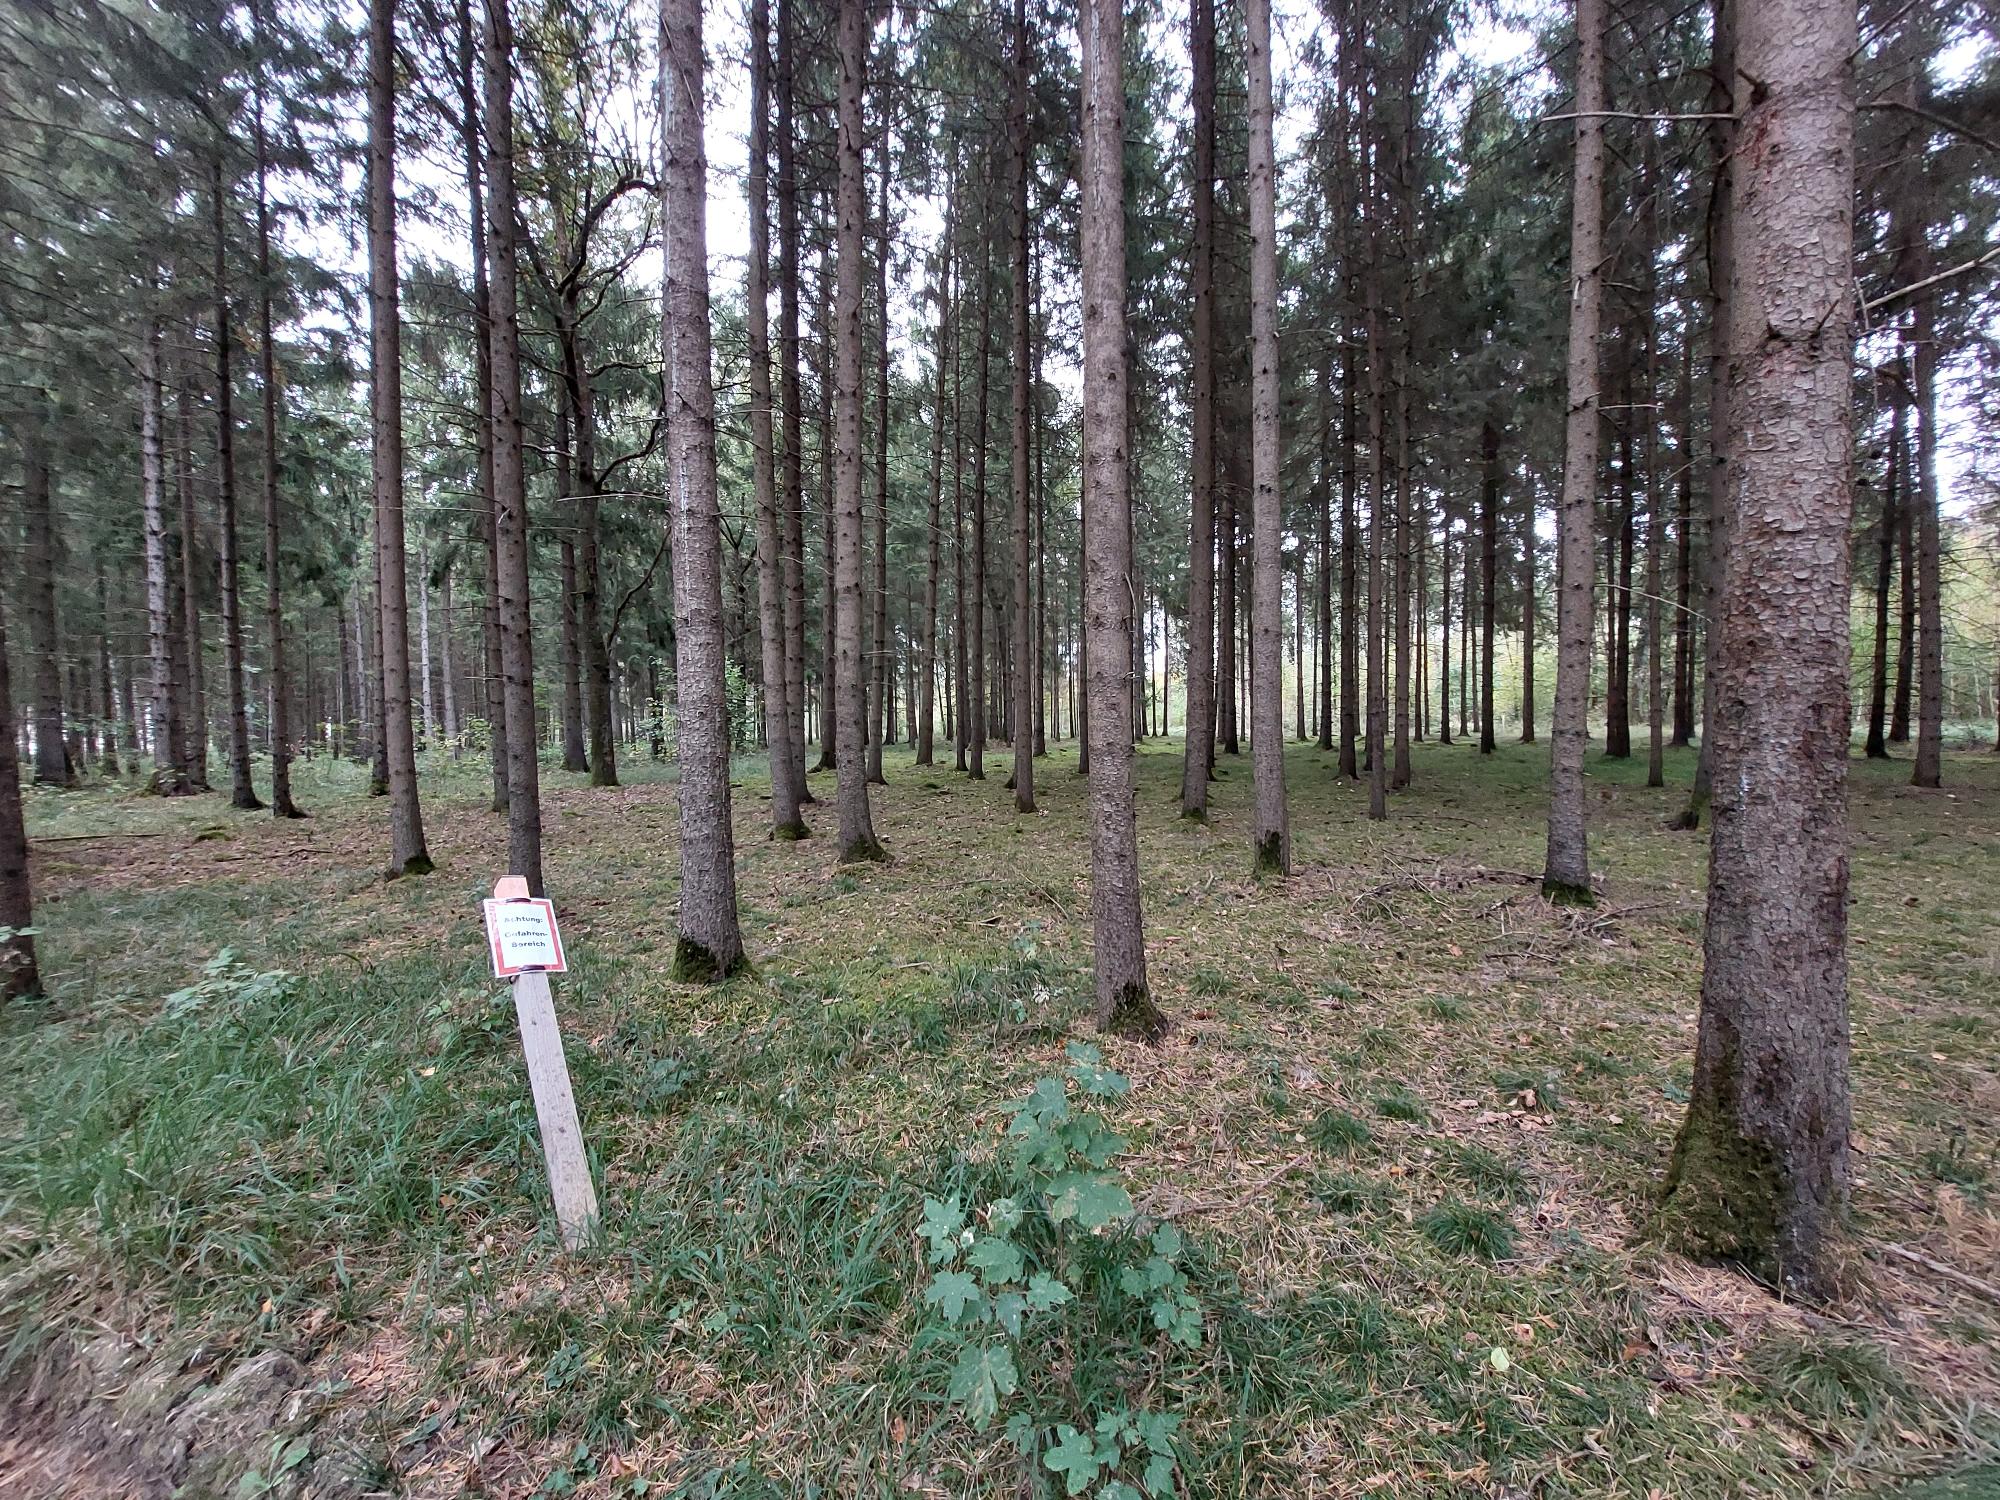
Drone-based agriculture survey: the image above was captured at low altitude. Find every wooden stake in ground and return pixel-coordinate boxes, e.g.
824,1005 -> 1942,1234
488,876 -> 597,1249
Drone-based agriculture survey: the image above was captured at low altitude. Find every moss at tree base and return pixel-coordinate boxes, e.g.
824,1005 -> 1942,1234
837,835 -> 888,865
671,936 -> 748,984
1541,877 -> 1594,907
1669,786 -> 1708,832
1658,1094 -> 1788,1285
771,820 -> 810,841
386,854 -> 435,881
1252,832 -> 1286,877
1100,982 -> 1171,1044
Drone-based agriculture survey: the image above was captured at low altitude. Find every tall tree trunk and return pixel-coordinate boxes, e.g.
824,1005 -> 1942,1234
968,212 -> 993,782
141,326 -> 188,794
1864,397 -> 1900,758
1218,409 -> 1240,758
22,368 -> 67,786
1316,359 -> 1334,751
212,160 -> 263,811
1338,342 -> 1359,779
1543,0 -> 1605,901
1246,0 -> 1288,871
832,0 -> 885,861
1480,419 -> 1500,754
455,0 -> 507,813
1671,337 -> 1696,747
662,0 -> 746,974
253,2 -> 300,816
559,541 -> 587,772
777,0 -> 812,805
748,0 -> 807,833
95,559 -> 120,777
1891,459 -> 1914,743
953,266 -> 969,775
571,360 -> 616,788
1079,0 -> 1165,1040
483,0 -> 542,891
368,0 -> 432,873
0,600 -> 37,1000
1911,297 -> 1943,789
918,165 -> 954,768
1664,0 -> 1855,1298
441,561 -> 460,752
1008,0 -> 1036,813
1673,0 -> 1735,829
1644,284 -> 1666,788
1364,247 -> 1388,822
1180,0 -> 1218,818
1439,502 -> 1454,746
176,368 -> 211,790
1520,475 -> 1537,743
869,124 -> 892,787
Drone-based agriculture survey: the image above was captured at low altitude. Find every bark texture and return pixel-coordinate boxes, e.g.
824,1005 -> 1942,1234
1,585 -> 41,1000
661,0 -> 746,977
483,0 -> 543,892
1663,0 -> 1856,1300
747,0 -> 807,837
1245,0 -> 1288,873
1007,0 -> 1036,814
1543,0 -> 1605,903
832,0 -> 884,862
1179,0 -> 1217,820
368,0 -> 432,875
1079,0 -> 1165,1041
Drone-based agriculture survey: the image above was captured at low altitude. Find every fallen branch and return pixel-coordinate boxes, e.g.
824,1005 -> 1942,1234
1876,1242 -> 2000,1305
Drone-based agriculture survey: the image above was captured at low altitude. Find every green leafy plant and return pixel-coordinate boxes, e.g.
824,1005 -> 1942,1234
163,949 -> 296,1018
916,1042 -> 1198,1493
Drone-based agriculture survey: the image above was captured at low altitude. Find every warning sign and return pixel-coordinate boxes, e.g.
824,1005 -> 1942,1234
483,897 -> 568,977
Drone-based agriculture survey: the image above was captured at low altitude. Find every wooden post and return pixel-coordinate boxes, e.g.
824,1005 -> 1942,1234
492,875 -> 599,1249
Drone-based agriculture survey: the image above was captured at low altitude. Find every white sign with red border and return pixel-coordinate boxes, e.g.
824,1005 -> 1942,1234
483,897 -> 568,977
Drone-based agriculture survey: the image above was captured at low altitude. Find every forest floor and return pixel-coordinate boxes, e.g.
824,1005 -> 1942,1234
1,736 -> 1997,1500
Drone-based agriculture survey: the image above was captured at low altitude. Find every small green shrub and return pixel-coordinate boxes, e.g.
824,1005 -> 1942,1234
1751,1334 -> 1909,1427
1304,1109 -> 1373,1155
1419,1200 -> 1515,1261
915,1044 -> 1197,1495
1373,1089 -> 1430,1125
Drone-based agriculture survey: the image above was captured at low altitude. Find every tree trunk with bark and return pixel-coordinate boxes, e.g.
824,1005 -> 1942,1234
832,0 -> 885,861
1663,0 -> 1855,1299
1480,419 -> 1500,754
1246,0 -> 1288,871
1007,0 -> 1036,813
1911,297 -> 1943,789
777,0 -> 812,805
1078,0 -> 1165,1039
368,0 -> 432,874
1543,0 -> 1605,902
210,159 -> 263,812
254,53 -> 302,817
869,124 -> 892,788
454,0 -> 507,814
141,327 -> 188,793
0,599 -> 37,1000
1672,0 -> 1736,830
1180,0 -> 1218,819
918,167 -> 954,768
748,0 -> 807,834
483,0 -> 543,892
662,0 -> 746,975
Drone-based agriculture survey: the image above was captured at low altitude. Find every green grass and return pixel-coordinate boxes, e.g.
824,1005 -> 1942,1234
4,736 -> 1997,1496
